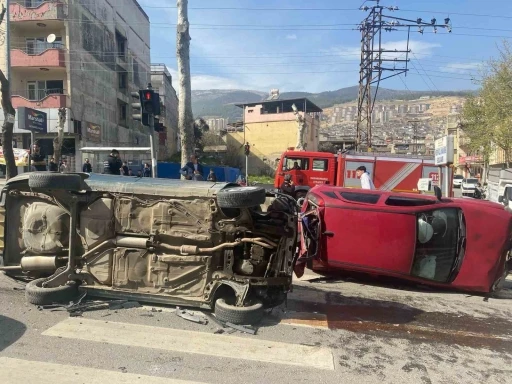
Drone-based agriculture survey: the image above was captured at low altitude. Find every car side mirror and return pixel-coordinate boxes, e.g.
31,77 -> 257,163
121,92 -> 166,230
434,186 -> 442,201
498,196 -> 504,203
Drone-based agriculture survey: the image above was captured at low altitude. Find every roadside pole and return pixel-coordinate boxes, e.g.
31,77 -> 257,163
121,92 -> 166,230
149,115 -> 157,178
434,135 -> 454,197
244,142 -> 250,184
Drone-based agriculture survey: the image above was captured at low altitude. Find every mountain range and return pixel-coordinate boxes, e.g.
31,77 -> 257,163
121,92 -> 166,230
191,86 -> 473,121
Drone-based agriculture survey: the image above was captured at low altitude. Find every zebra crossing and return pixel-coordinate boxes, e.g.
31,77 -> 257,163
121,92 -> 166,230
1,310 -> 335,384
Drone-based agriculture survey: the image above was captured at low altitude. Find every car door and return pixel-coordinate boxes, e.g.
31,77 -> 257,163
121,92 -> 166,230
320,191 -> 417,274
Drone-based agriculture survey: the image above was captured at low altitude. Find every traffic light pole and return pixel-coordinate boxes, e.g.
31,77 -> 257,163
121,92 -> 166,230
149,114 -> 157,178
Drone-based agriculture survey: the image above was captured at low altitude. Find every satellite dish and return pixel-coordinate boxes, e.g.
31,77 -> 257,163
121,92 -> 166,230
47,34 -> 56,43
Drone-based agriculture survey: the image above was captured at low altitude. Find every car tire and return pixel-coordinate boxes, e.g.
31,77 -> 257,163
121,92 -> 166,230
29,172 -> 82,191
214,298 -> 264,325
217,186 -> 266,208
25,277 -> 79,305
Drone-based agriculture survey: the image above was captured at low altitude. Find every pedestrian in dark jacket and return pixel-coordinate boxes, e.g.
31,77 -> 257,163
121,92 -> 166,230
48,157 -> 58,172
180,154 -> 204,181
143,163 -> 152,177
82,158 -> 92,173
103,149 -> 122,175
280,174 -> 295,198
30,143 -> 47,171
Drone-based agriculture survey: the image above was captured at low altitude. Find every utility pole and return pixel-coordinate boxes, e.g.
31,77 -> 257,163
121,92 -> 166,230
176,0 -> 194,171
408,118 -> 420,154
356,0 -> 452,152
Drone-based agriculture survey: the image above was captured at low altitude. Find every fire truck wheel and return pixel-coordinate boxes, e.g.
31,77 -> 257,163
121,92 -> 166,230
217,186 -> 266,208
29,172 -> 82,191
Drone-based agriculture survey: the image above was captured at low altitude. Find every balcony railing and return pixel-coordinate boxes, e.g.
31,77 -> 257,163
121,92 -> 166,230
11,47 -> 66,68
10,1 -> 66,22
11,42 -> 65,54
12,88 -> 65,101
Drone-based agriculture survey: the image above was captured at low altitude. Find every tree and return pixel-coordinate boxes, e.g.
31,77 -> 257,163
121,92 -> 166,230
176,0 -> 194,169
193,118 -> 209,152
462,41 -> 512,168
292,104 -> 307,150
0,5 -> 17,179
53,107 -> 66,166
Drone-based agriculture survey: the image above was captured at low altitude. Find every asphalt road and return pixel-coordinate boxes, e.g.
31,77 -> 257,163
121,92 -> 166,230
1,269 -> 512,384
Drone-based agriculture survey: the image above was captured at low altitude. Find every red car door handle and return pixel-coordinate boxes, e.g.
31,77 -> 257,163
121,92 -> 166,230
322,231 -> 334,237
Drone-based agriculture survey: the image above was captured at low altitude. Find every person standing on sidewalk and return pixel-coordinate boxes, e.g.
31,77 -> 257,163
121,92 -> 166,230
103,149 -> 122,175
82,158 -> 92,173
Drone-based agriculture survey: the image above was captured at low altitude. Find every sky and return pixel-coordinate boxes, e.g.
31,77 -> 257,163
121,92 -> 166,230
137,0 -> 512,93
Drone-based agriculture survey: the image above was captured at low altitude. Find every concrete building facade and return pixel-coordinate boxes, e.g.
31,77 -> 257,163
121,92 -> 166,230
0,0 -> 152,172
228,98 -> 322,176
150,64 -> 178,160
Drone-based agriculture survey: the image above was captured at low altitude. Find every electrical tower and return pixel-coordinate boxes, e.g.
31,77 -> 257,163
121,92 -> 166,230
355,0 -> 452,152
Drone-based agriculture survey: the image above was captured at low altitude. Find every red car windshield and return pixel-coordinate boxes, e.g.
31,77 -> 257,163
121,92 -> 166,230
412,208 -> 465,283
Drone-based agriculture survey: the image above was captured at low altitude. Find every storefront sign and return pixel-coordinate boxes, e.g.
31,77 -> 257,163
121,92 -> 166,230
459,155 -> 483,164
86,122 -> 101,143
17,107 -> 48,133
434,135 -> 454,166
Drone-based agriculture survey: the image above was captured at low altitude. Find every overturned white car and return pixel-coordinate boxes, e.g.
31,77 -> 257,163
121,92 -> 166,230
0,172 -> 297,324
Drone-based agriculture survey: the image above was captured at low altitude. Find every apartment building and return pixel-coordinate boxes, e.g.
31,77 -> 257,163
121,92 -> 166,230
228,98 -> 322,175
0,0 -> 152,172
150,64 -> 179,160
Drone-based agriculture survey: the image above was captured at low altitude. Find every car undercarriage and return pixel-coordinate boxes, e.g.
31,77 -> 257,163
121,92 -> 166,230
0,173 -> 298,324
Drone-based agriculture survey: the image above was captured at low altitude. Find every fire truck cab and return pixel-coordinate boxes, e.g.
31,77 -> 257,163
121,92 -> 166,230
275,150 -> 453,198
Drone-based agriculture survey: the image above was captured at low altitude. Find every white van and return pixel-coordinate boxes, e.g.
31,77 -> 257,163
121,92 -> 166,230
487,168 -> 512,207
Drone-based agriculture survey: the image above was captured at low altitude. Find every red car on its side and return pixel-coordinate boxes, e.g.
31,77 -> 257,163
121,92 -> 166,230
296,185 -> 512,293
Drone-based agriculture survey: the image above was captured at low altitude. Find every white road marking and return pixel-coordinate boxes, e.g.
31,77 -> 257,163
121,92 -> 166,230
0,357 -> 206,384
42,317 -> 335,371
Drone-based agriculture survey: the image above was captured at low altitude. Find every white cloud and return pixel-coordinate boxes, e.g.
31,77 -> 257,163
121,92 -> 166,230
439,62 -> 481,74
168,68 -> 248,91
286,34 -> 297,40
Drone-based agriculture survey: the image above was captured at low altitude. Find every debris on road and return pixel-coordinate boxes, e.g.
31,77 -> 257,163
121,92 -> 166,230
175,307 -> 208,324
225,322 -> 257,335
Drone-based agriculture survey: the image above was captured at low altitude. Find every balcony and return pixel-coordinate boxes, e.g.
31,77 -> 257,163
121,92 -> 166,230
11,48 -> 65,68
10,1 -> 65,22
11,88 -> 67,109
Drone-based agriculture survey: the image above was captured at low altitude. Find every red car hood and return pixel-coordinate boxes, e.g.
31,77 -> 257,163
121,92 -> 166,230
452,203 -> 512,292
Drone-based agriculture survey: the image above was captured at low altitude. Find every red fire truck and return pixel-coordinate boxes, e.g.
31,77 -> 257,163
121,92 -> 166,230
274,150 -> 453,199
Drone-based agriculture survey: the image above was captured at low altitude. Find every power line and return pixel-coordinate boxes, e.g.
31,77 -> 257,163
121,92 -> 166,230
411,53 -> 440,91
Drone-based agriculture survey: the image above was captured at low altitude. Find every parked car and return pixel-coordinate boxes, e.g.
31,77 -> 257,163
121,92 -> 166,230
461,178 -> 479,197
296,185 -> 512,293
453,174 -> 464,188
0,172 -> 298,324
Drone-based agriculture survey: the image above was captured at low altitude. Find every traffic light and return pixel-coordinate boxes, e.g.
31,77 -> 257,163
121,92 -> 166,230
131,91 -> 143,122
132,89 -> 161,128
244,142 -> 250,156
140,90 -> 161,116
141,89 -> 154,114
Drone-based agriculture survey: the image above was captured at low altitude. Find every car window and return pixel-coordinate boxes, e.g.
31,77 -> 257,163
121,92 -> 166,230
339,191 -> 380,204
412,208 -> 461,283
312,159 -> 328,172
454,175 -> 463,179
385,196 -> 436,207
465,178 -> 478,184
283,157 -> 309,171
